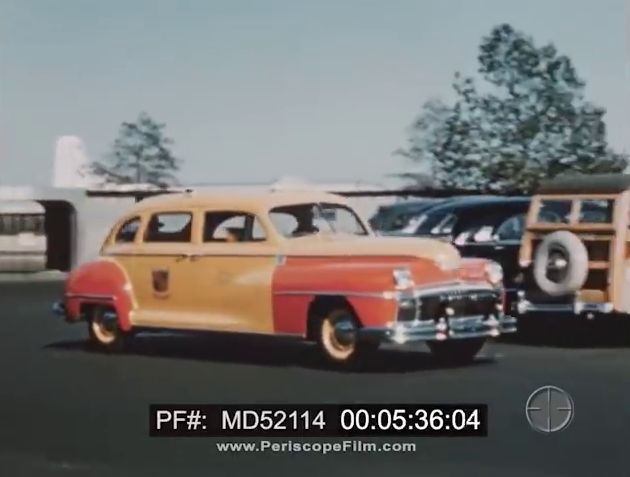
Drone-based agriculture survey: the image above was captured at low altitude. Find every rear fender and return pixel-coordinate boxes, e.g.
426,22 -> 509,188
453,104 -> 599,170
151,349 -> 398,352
64,258 -> 136,331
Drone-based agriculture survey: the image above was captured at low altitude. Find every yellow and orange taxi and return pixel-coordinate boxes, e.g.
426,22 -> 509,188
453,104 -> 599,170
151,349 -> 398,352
53,190 -> 516,365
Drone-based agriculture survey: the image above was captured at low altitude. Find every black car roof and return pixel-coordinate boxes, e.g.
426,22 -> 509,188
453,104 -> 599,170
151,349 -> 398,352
420,196 -> 530,215
538,174 -> 630,195
380,194 -> 504,211
379,198 -> 441,211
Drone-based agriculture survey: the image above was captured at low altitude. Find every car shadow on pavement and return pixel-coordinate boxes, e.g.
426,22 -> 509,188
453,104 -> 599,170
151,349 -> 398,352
501,316 -> 630,348
44,332 -> 495,374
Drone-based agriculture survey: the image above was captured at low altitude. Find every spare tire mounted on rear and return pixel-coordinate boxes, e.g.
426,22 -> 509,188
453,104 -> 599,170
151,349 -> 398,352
533,231 -> 589,297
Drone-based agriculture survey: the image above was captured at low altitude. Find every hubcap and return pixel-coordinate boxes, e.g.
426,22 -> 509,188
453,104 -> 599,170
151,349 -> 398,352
92,310 -> 118,344
546,248 -> 569,283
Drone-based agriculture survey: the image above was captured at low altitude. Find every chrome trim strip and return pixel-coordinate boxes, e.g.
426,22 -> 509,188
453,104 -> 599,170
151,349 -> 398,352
107,252 -> 278,258
274,282 -> 497,300
274,290 -> 391,299
65,293 -> 117,301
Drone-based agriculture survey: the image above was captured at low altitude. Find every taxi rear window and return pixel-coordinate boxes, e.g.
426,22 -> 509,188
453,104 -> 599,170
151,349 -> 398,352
144,212 -> 192,243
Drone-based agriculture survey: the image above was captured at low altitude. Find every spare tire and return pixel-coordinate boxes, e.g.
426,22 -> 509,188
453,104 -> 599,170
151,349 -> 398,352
533,231 -> 588,296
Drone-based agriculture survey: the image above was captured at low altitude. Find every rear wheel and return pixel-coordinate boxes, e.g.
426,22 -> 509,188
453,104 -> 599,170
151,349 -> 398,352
87,306 -> 128,351
427,338 -> 486,365
317,308 -> 377,366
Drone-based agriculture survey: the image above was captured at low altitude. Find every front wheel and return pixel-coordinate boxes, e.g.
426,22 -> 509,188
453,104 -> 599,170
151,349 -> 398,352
87,306 -> 128,351
317,308 -> 377,366
426,338 -> 486,365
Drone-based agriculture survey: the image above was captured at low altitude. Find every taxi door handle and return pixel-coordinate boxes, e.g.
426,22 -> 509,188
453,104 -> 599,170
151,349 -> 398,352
175,253 -> 191,262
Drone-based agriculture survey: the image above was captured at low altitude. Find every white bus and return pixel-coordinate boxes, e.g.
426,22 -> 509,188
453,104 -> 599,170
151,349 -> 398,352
0,200 -> 47,272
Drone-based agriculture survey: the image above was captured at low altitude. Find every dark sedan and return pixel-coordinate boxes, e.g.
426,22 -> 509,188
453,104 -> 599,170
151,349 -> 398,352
391,196 -> 532,309
369,198 -> 443,232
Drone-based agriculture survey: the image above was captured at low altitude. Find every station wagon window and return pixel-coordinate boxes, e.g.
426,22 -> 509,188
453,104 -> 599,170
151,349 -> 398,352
115,217 -> 141,243
537,199 -> 571,223
578,199 -> 614,223
144,212 -> 192,243
204,211 -> 266,242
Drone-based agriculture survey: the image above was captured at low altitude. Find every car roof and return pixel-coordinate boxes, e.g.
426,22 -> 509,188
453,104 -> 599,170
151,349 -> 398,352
379,194 -> 505,212
126,190 -> 353,215
378,198 -> 441,211
538,174 -> 630,195
419,196 -> 530,214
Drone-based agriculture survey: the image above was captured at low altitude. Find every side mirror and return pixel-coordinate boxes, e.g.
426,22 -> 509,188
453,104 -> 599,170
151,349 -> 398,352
473,226 -> 495,243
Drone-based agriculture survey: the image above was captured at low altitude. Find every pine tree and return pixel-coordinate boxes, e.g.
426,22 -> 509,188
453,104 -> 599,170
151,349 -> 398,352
90,112 -> 181,187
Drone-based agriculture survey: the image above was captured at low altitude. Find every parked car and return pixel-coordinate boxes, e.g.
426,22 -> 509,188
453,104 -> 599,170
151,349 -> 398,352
52,189 -> 516,366
515,174 -> 630,320
391,196 -> 529,302
369,198 -> 443,232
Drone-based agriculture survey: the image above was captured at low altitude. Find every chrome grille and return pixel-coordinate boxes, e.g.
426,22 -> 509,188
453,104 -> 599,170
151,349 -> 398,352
397,289 -> 500,322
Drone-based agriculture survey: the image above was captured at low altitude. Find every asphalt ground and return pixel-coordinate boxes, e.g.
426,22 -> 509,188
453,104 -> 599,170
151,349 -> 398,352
1,281 -> 629,476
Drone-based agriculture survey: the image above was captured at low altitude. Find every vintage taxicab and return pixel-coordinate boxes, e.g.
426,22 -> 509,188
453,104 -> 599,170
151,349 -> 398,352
516,174 -> 630,319
52,189 -> 516,365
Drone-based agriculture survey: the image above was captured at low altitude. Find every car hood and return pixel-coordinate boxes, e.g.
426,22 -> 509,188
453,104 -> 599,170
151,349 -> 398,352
281,234 -> 461,269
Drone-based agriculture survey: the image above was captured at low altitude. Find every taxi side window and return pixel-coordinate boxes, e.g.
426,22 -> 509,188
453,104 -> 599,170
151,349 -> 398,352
144,213 -> 192,243
204,211 -> 267,243
115,217 -> 141,243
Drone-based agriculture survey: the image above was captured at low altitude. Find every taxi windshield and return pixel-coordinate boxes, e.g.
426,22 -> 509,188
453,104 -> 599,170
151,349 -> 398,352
269,203 -> 369,238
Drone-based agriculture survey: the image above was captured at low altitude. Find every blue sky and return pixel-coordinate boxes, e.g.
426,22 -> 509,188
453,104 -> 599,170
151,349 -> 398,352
1,0 -> 627,186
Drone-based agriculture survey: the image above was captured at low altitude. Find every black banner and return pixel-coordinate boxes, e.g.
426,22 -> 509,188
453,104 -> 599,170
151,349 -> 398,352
149,404 -> 487,437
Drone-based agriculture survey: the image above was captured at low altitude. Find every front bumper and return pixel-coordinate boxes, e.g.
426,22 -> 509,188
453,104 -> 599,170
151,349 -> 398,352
349,314 -> 517,345
338,282 -> 517,345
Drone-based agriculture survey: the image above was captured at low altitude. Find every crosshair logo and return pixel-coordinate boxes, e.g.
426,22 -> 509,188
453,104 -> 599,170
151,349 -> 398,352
526,385 -> 574,433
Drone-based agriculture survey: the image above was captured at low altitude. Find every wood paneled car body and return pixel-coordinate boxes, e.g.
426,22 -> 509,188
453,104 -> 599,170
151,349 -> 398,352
53,190 -> 516,365
517,174 -> 630,319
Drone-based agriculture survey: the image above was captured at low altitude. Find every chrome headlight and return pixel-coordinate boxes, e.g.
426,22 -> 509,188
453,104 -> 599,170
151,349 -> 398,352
393,267 -> 415,290
485,261 -> 504,286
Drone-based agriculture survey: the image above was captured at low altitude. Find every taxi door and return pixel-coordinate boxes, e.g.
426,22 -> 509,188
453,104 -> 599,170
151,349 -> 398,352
189,211 -> 277,334
125,210 -> 202,329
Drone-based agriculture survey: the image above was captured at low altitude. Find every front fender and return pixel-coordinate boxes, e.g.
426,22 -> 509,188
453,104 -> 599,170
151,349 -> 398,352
271,256 -> 450,335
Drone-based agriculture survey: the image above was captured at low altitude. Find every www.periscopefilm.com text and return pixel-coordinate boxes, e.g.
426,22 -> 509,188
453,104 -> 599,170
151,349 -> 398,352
214,440 -> 416,454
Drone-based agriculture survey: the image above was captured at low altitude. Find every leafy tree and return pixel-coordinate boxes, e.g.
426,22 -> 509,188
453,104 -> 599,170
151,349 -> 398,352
89,112 -> 181,187
398,24 -> 627,193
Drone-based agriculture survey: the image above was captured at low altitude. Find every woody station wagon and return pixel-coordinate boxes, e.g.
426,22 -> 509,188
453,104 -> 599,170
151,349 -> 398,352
53,190 -> 516,365
516,174 -> 630,319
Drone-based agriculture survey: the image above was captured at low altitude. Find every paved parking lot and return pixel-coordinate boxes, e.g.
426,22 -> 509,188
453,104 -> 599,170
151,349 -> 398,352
1,281 -> 628,476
